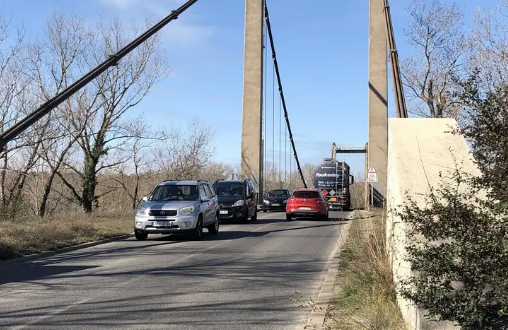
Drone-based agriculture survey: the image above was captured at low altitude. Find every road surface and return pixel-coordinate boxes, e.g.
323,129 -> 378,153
0,211 -> 354,330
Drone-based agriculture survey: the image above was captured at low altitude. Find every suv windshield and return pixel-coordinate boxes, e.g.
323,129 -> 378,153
213,184 -> 245,197
149,185 -> 198,201
293,191 -> 320,198
267,189 -> 290,197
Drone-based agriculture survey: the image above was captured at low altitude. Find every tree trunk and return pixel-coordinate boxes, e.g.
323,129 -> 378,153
38,170 -> 58,217
0,152 -> 7,213
82,155 -> 99,213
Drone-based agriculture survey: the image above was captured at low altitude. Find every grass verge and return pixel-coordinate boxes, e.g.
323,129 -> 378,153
0,212 -> 133,261
325,210 -> 407,330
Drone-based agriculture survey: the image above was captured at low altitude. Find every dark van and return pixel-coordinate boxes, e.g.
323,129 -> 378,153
212,179 -> 258,223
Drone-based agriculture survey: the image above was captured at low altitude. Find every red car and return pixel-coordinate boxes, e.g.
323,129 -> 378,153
285,188 -> 329,221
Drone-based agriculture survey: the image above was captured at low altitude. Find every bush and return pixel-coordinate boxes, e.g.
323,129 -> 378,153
397,72 -> 508,329
397,168 -> 508,329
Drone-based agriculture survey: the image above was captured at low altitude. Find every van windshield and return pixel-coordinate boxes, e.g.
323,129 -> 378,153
267,189 -> 290,197
213,184 -> 245,197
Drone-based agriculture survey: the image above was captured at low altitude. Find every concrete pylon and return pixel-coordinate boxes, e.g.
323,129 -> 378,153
241,0 -> 264,193
368,0 -> 388,200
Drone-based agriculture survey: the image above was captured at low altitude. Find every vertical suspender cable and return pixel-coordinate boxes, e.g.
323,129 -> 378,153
289,146 -> 292,189
272,62 -> 275,179
263,18 -> 268,189
264,3 -> 307,188
278,96 -> 282,186
284,104 -> 287,185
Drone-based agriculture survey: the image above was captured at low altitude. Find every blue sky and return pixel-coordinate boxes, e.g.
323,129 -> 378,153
0,0 -> 500,176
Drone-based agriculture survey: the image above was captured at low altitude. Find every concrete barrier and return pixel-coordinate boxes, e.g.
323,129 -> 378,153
386,118 -> 480,330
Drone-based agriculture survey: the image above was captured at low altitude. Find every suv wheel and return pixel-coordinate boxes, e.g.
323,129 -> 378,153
135,230 -> 148,241
191,218 -> 203,240
286,213 -> 292,221
208,213 -> 219,235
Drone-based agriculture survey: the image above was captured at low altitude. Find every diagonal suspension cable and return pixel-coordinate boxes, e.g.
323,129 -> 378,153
264,3 -> 307,188
0,0 -> 200,150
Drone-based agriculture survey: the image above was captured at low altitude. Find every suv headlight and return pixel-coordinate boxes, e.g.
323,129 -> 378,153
233,200 -> 245,207
136,207 -> 149,215
283,199 -> 288,203
179,206 -> 195,215
263,199 -> 269,204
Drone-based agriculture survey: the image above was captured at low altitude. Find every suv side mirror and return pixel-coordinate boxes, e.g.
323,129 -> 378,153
142,196 -> 148,202
201,196 -> 210,202
349,175 -> 355,185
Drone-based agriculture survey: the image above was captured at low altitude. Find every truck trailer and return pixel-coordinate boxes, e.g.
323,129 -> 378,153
313,158 -> 354,211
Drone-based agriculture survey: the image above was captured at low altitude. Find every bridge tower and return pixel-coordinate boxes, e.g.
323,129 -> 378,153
240,0 -> 264,195
240,0 -> 389,199
368,0 -> 388,199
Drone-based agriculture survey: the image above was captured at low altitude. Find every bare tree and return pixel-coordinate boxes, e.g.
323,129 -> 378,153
48,15 -> 169,213
111,118 -> 166,210
21,13 -> 94,217
156,117 -> 216,180
470,0 -> 508,90
0,13 -> 52,218
198,162 -> 237,183
400,0 -> 469,119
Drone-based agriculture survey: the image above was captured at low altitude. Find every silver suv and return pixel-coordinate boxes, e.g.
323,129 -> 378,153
134,180 -> 219,240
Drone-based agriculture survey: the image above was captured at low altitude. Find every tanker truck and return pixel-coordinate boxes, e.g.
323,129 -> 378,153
313,158 -> 354,211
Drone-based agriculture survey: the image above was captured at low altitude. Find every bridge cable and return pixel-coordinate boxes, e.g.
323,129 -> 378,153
272,61 -> 275,185
264,3 -> 307,188
383,0 -> 408,118
284,100 -> 287,185
0,0 -> 200,150
262,19 -> 268,192
289,147 -> 292,189
278,88 -> 282,187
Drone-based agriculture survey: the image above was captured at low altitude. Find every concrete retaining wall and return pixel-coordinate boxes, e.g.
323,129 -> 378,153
386,118 -> 480,330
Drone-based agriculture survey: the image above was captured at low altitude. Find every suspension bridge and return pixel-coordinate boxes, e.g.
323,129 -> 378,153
0,0 -> 406,208
0,1 -> 475,329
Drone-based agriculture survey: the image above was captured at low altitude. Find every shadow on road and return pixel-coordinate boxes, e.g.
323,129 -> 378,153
0,219 -> 345,287
0,264 -> 99,286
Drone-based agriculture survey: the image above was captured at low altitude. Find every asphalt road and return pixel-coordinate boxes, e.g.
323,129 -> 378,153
0,210 -> 354,330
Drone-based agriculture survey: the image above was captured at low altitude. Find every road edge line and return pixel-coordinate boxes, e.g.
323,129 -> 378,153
0,233 -> 134,268
304,213 -> 353,330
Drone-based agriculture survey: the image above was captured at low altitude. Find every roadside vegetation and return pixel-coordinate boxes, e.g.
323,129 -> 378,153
0,212 -> 133,260
392,0 -> 508,328
325,210 -> 406,330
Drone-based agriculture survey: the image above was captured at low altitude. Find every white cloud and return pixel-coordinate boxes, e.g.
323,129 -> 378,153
93,0 -> 217,49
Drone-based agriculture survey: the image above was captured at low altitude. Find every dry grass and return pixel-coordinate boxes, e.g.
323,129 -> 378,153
325,210 -> 407,330
350,182 -> 366,210
0,212 -> 133,261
